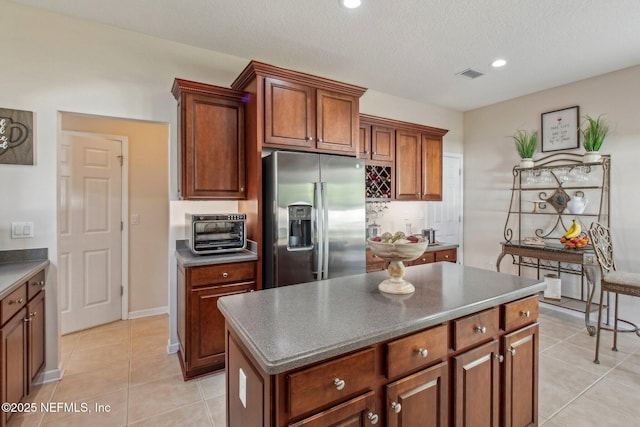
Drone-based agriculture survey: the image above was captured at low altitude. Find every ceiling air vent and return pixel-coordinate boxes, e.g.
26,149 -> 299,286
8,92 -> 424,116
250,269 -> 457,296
456,68 -> 484,79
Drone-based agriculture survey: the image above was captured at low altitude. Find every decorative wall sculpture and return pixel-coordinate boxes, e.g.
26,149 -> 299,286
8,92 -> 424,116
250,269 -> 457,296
0,108 -> 34,165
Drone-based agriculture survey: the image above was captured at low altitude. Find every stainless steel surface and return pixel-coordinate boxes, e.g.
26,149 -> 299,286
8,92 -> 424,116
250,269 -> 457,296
185,213 -> 247,255
263,151 -> 366,288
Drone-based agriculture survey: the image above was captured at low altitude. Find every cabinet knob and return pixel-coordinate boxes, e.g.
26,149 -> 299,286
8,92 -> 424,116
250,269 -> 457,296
390,401 -> 402,413
475,326 -> 487,334
9,298 -> 24,305
495,354 -> 505,363
222,272 -> 228,278
416,192 -> 420,196
23,316 -> 31,323
306,136 -> 313,141
373,151 -> 377,155
333,378 -> 346,390
508,347 -> 516,356
367,412 -> 379,424
417,348 -> 429,358
520,310 -> 531,317
364,150 -> 369,154
444,255 -> 449,259
318,138 -> 323,143
32,280 -> 45,287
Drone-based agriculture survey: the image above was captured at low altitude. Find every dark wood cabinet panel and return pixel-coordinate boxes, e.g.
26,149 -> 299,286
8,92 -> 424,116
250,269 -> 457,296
395,129 -> 422,200
386,362 -> 448,427
421,136 -> 443,201
316,89 -> 358,154
434,248 -> 457,263
502,323 -> 538,427
27,290 -> 45,390
178,261 -> 256,379
1,307 -> 27,427
172,78 -> 246,200
265,77 -> 314,148
453,340 -> 501,427
371,125 -> 395,162
289,391 -> 377,427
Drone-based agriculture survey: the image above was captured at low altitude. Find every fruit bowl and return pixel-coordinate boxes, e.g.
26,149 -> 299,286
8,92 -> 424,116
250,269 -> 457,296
559,234 -> 590,249
367,237 -> 429,294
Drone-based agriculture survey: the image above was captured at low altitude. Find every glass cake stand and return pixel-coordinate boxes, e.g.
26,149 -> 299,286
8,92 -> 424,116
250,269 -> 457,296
367,238 -> 429,294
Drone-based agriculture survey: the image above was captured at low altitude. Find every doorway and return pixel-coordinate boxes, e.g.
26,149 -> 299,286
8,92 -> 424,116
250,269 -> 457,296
58,131 -> 128,334
427,153 -> 463,263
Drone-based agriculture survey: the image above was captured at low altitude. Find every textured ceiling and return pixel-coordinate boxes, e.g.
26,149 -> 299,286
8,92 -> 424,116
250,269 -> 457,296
9,0 -> 640,111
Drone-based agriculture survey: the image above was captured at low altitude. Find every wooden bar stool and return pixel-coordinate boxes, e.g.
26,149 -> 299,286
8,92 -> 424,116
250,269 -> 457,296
588,222 -> 640,364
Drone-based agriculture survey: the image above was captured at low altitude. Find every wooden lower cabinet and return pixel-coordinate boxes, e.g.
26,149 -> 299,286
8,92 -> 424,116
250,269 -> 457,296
386,362 -> 448,427
0,268 -> 46,427
226,296 -> 540,427
367,247 -> 456,272
453,340 -> 501,427
178,261 -> 256,379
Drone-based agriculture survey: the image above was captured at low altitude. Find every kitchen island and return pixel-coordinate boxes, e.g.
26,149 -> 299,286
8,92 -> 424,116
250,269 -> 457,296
219,262 -> 545,427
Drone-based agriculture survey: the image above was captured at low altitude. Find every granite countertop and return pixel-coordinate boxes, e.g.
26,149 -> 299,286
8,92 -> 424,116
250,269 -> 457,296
175,239 -> 258,268
218,262 -> 545,374
0,248 -> 49,300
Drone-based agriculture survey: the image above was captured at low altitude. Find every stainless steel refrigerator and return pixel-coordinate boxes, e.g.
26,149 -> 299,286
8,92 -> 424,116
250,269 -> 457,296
263,151 -> 366,288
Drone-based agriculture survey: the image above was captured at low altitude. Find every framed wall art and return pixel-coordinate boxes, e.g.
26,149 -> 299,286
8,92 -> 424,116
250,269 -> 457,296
0,107 -> 34,165
541,106 -> 579,152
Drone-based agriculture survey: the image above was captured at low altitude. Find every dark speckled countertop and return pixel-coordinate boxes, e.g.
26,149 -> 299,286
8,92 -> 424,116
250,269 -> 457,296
218,262 -> 545,374
175,239 -> 258,268
0,248 -> 49,299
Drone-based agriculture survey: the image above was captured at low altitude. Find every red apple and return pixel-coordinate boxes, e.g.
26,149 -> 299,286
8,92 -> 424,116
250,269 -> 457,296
372,236 -> 381,242
407,235 -> 419,243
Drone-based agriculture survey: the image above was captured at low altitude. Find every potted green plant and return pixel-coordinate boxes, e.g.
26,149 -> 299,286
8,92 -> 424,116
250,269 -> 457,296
581,114 -> 609,163
513,129 -> 538,168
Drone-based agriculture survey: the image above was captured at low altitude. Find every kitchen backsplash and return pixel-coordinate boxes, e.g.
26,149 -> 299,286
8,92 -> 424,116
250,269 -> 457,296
366,201 -> 430,236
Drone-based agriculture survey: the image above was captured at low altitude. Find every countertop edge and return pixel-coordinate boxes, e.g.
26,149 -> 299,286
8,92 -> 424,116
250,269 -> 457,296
221,281 -> 546,375
0,259 -> 50,300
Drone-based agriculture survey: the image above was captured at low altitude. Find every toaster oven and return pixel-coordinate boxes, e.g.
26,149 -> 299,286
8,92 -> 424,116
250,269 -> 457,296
185,213 -> 247,255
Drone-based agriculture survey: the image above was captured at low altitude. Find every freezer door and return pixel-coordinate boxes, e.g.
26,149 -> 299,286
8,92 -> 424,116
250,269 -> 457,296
319,154 -> 366,279
264,151 -> 320,288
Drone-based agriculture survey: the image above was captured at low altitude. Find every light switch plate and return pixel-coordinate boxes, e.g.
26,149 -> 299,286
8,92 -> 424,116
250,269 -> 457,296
239,368 -> 247,408
11,222 -> 33,239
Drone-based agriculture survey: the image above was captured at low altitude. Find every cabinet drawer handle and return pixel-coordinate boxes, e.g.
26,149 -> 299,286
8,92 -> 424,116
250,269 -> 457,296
390,401 -> 402,413
23,316 -> 31,323
417,348 -> 429,358
9,298 -> 24,305
495,354 -> 504,363
475,326 -> 487,334
508,347 -> 516,356
333,378 -> 345,390
367,412 -> 379,424
520,310 -> 531,317
222,272 -> 228,278
32,280 -> 45,287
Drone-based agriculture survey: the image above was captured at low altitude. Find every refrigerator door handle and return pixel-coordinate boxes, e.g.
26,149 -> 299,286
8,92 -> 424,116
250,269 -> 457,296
321,182 -> 330,279
313,182 -> 323,280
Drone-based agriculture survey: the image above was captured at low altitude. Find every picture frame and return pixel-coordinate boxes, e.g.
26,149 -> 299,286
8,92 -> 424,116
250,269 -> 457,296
541,106 -> 579,152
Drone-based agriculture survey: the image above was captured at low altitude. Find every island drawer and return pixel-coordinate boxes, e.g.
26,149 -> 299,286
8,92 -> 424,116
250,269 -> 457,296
386,323 -> 447,379
406,252 -> 435,266
1,284 -> 27,325
503,295 -> 539,332
287,348 -> 375,418
27,269 -> 46,301
453,307 -> 499,350
189,262 -> 255,287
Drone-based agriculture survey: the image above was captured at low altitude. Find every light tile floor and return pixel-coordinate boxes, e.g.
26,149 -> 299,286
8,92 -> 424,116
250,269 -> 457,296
7,307 -> 640,426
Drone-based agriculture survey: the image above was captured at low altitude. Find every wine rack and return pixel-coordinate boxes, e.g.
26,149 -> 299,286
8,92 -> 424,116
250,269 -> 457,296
366,164 -> 392,199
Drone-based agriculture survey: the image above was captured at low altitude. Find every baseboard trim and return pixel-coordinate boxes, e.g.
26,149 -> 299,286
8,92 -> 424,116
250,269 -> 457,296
128,306 -> 169,319
34,367 -> 62,385
167,340 -> 179,354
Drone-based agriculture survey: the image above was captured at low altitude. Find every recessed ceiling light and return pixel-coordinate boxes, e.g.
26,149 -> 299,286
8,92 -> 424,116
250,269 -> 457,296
340,0 -> 362,9
491,59 -> 507,68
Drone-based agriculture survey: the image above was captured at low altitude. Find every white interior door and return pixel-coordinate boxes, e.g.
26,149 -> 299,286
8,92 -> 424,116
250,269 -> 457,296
428,154 -> 463,263
58,131 -> 125,334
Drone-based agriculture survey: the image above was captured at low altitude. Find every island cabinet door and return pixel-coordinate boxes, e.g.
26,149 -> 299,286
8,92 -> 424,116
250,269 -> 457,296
385,362 -> 448,427
452,339 -> 500,427
502,323 -> 538,427
288,391 -> 378,427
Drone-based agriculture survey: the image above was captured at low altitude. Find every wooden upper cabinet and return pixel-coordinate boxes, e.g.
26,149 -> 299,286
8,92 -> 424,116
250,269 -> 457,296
359,119 -> 394,163
172,78 -> 246,200
395,129 -> 422,200
422,135 -> 443,201
264,77 -> 314,149
232,61 -> 367,156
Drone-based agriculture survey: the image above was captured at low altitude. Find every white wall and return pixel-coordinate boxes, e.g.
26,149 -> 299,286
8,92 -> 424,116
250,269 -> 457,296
1,0 -> 464,370
464,65 -> 640,324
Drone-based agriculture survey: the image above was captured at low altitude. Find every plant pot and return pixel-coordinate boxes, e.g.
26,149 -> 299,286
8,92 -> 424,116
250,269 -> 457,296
520,158 -> 534,168
583,151 -> 601,163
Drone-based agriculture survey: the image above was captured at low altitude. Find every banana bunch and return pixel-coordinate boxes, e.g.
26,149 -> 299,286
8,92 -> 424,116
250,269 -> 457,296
563,220 -> 582,239
560,220 -> 589,248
